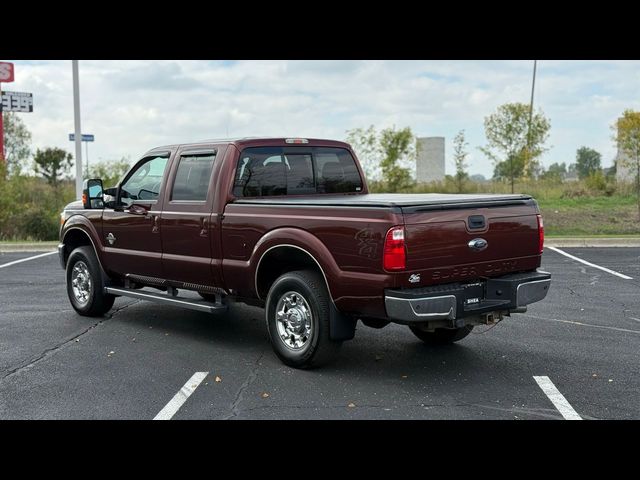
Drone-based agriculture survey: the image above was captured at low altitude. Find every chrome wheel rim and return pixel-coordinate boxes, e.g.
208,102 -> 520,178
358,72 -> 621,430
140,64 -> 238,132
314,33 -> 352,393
275,291 -> 313,350
71,260 -> 92,306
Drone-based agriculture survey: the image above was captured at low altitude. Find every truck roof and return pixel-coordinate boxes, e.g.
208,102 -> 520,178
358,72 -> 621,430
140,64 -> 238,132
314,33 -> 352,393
150,137 -> 351,152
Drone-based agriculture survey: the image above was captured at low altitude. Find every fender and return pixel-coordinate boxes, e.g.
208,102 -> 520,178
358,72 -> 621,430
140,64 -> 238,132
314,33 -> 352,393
250,227 -> 341,300
61,214 -> 106,269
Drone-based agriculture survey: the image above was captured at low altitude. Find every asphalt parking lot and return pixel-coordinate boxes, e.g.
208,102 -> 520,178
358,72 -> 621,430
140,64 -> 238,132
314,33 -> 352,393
0,247 -> 638,420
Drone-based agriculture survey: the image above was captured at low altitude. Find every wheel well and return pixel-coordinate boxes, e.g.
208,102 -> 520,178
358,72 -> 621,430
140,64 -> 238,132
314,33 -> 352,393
62,229 -> 93,267
256,246 -> 327,299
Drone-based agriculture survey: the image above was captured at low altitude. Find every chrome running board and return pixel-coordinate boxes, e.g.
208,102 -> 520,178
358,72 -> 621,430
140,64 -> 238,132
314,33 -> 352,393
104,287 -> 227,314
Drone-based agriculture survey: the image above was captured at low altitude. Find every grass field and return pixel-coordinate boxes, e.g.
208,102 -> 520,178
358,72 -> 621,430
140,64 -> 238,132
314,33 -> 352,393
539,195 -> 640,235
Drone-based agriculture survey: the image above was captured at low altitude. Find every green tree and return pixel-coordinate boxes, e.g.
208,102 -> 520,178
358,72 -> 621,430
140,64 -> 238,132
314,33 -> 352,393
346,125 -> 414,191
614,109 -> 640,220
452,130 -> 469,193
541,162 -> 567,182
379,126 -> 413,191
88,158 -> 131,187
2,112 -> 32,176
575,146 -> 602,179
480,102 -> 551,191
346,125 -> 379,180
33,147 -> 73,187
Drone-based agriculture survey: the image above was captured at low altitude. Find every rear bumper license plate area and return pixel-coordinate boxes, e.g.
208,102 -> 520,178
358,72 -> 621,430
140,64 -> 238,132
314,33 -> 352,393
384,270 -> 551,323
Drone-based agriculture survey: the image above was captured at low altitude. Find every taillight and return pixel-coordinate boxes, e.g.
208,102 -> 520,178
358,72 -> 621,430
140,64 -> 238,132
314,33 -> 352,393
537,214 -> 544,253
383,226 -> 406,271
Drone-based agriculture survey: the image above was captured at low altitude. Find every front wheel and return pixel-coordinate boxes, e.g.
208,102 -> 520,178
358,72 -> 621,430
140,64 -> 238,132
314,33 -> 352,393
409,325 -> 474,345
265,270 -> 342,369
66,246 -> 115,317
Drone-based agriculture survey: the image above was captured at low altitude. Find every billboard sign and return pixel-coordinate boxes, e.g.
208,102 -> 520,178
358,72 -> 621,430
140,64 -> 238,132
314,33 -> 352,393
1,91 -> 33,112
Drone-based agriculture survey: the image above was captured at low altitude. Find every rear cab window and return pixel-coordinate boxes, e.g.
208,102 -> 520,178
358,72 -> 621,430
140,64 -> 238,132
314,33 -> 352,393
233,146 -> 363,197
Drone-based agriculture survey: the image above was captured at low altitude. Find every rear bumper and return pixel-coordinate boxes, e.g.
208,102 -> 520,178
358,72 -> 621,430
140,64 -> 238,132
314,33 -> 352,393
384,270 -> 550,324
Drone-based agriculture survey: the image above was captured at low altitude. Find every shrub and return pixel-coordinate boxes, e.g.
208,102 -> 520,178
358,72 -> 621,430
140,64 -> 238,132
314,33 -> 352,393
17,205 -> 60,240
585,171 -> 607,192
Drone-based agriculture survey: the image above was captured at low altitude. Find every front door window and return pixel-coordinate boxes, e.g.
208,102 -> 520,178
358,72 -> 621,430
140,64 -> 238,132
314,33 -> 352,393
119,155 -> 169,206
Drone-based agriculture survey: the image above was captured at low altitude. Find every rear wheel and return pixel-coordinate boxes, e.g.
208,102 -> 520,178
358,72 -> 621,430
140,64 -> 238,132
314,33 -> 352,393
409,325 -> 474,345
66,246 -> 115,317
265,270 -> 341,369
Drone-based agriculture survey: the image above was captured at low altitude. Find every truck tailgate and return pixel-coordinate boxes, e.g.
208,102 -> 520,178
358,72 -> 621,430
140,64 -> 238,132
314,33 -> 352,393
402,197 -> 541,285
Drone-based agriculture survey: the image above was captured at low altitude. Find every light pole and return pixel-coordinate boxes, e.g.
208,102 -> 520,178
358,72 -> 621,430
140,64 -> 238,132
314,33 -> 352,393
72,60 -> 83,200
524,60 -> 538,182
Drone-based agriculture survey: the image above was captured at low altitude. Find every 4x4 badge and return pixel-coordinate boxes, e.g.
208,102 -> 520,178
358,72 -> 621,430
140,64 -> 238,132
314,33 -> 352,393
106,233 -> 116,245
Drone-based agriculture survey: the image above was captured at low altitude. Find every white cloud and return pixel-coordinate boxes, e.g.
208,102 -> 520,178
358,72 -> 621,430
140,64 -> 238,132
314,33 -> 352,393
5,60 -> 640,177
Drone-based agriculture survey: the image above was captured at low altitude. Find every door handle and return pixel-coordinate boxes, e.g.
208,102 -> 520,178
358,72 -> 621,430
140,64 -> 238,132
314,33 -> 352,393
128,204 -> 149,216
151,215 -> 160,234
200,217 -> 208,237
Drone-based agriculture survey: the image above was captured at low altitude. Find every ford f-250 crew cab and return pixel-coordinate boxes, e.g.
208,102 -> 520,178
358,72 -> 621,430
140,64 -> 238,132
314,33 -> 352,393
58,137 -> 550,368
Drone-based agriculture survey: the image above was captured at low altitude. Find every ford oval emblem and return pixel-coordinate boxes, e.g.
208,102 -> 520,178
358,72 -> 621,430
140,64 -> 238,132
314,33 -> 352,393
468,238 -> 488,251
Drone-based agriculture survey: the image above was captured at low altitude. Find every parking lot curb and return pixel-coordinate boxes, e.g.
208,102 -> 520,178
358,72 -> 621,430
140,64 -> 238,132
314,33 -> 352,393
0,242 -> 58,253
546,238 -> 640,248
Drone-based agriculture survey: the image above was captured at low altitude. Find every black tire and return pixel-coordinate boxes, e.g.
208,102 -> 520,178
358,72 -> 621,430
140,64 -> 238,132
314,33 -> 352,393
409,325 -> 474,345
265,270 -> 342,369
66,246 -> 115,317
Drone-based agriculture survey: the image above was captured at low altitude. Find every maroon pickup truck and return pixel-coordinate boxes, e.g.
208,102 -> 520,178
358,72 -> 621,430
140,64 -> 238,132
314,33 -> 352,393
58,137 -> 550,368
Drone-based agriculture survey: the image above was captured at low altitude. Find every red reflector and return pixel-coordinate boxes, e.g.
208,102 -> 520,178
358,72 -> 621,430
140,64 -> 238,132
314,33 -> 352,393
537,214 -> 544,254
383,227 -> 406,271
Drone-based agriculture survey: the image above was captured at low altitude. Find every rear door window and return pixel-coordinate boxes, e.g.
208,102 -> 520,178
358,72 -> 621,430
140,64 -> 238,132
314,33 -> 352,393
171,153 -> 216,201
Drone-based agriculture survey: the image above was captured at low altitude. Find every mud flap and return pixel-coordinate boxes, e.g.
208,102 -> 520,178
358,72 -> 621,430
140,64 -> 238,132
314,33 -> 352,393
329,302 -> 357,341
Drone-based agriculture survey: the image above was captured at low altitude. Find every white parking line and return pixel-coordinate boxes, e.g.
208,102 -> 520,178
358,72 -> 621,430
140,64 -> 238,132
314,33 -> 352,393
525,313 -> 640,335
533,376 -> 582,420
0,251 -> 57,269
154,371 -> 209,420
546,246 -> 633,280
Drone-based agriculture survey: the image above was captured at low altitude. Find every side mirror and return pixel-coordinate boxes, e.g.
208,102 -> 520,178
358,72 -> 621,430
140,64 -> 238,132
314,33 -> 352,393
103,187 -> 118,209
82,178 -> 104,209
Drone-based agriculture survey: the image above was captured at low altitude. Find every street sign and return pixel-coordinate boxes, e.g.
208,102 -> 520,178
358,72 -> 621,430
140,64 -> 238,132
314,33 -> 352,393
1,91 -> 33,112
68,134 -> 95,142
0,62 -> 14,83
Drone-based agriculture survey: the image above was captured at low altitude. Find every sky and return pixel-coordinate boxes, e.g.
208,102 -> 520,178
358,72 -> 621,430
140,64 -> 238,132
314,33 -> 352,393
4,60 -> 640,178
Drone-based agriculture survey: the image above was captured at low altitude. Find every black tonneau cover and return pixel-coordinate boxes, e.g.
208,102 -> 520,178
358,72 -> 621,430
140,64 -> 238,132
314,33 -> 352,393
233,193 -> 534,211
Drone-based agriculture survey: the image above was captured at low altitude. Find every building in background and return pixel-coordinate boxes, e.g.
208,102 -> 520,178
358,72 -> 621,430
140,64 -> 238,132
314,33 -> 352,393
416,136 -> 445,183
